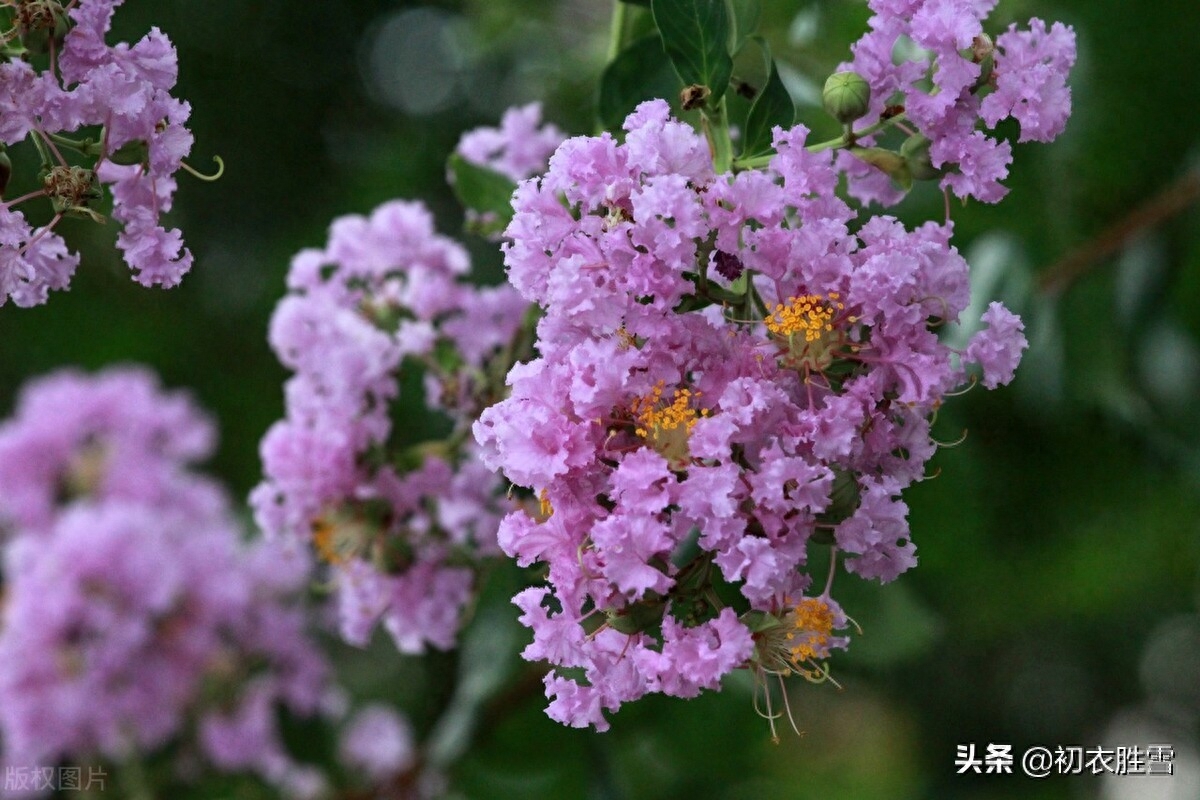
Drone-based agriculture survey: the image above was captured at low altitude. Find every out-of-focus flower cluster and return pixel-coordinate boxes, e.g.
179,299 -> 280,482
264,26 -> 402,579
474,99 -> 1028,730
251,200 -> 527,653
838,0 -> 1075,204
0,369 -> 329,798
0,0 -> 196,307
456,101 -> 566,184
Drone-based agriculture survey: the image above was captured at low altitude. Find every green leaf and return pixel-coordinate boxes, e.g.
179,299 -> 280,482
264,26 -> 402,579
651,0 -> 734,104
620,0 -> 652,5
598,34 -> 680,130
740,58 -> 793,159
446,153 -> 518,238
728,0 -> 762,55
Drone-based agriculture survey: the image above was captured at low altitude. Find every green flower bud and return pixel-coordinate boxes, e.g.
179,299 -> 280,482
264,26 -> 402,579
822,71 -> 871,125
900,133 -> 943,181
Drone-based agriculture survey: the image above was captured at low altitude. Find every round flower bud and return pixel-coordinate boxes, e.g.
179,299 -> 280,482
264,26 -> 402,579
823,71 -> 871,125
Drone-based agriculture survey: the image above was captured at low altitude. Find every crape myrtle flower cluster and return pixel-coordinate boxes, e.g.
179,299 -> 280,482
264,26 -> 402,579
251,199 -> 528,653
0,369 -> 331,798
0,0 -> 1078,766
835,0 -> 1076,205
0,0 -> 198,307
473,98 -> 1030,731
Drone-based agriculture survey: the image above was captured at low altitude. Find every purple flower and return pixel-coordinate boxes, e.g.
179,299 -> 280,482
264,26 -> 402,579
0,0 -> 197,303
964,301 -> 1028,388
338,705 -> 416,782
0,367 -> 217,534
0,368 -> 330,792
835,478 -> 918,582
0,501 -> 327,771
839,0 -> 1074,203
0,206 -> 78,308
981,19 -> 1077,143
635,609 -> 754,699
455,102 -> 566,182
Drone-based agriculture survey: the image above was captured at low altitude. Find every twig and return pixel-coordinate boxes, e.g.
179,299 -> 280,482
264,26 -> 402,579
1038,170 -> 1200,297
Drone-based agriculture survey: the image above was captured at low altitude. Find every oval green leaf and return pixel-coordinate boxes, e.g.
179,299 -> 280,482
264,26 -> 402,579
651,0 -> 734,104
598,34 -> 681,130
446,153 -> 518,237
740,59 -> 794,160
728,0 -> 762,56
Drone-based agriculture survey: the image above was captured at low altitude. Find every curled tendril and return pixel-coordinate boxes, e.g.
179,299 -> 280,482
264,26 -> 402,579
179,155 -> 224,182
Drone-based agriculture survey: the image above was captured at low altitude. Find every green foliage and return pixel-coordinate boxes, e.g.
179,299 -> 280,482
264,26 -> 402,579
740,49 -> 794,158
651,0 -> 734,104
599,34 -> 680,129
446,153 -> 519,238
728,0 -> 762,55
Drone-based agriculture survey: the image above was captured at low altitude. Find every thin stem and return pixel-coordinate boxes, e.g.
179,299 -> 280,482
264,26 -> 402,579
18,211 -> 63,257
47,27 -> 56,76
49,131 -> 102,158
30,128 -> 55,169
733,111 -> 910,170
3,188 -> 48,207
34,128 -> 67,168
810,111 -> 908,151
1038,169 -> 1200,297
822,546 -> 838,596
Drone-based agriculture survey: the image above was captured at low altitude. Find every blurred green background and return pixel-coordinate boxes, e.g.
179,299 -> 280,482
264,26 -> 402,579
1,1 -> 1198,798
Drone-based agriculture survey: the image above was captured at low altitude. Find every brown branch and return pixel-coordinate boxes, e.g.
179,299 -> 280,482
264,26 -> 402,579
1038,170 -> 1200,297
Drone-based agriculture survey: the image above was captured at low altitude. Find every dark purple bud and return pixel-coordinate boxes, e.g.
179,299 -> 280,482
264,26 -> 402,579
713,250 -> 744,281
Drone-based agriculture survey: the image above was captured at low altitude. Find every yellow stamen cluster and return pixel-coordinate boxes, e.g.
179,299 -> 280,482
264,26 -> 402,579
766,293 -> 844,342
786,597 -> 836,665
311,513 -> 371,565
537,489 -> 553,521
629,381 -> 709,467
632,383 -> 704,437
765,293 -> 855,372
312,518 -> 343,565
